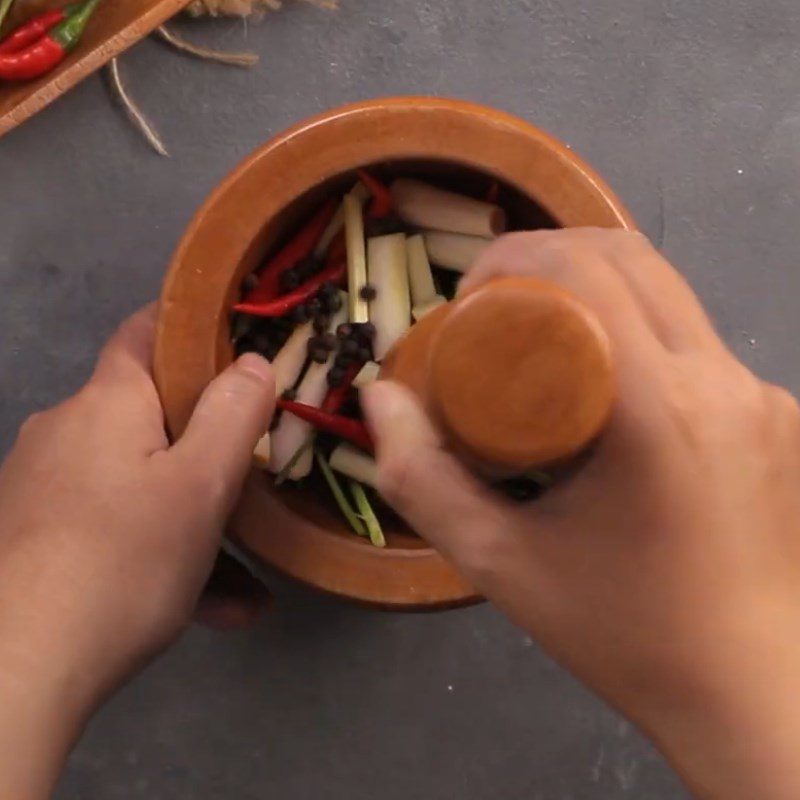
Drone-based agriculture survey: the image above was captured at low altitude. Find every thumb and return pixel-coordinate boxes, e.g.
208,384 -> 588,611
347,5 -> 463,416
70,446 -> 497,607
362,380 -> 517,576
170,353 -> 275,509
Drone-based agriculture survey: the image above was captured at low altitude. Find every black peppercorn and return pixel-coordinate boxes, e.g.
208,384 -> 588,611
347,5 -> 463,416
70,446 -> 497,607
291,305 -> 309,324
296,254 -> 322,280
341,338 -> 359,356
325,293 -> 343,314
314,315 -> 331,335
306,297 -> 322,315
357,347 -> 372,363
279,269 -> 301,292
311,348 -> 329,365
358,322 -> 377,342
320,332 -> 338,351
327,367 -> 346,387
359,284 -> 377,301
336,323 -> 353,340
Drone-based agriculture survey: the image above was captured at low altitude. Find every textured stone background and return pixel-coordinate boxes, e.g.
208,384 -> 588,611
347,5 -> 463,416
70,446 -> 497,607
2,1 -> 799,797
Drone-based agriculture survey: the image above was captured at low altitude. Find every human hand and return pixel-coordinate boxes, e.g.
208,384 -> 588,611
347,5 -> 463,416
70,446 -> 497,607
0,305 -> 274,799
363,229 -> 800,800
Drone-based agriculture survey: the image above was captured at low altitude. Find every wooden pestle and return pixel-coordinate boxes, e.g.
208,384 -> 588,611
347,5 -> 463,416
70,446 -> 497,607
380,276 -> 615,474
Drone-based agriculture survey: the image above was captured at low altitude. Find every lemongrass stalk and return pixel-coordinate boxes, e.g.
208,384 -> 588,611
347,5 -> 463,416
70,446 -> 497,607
349,481 -> 386,547
344,193 -> 369,323
314,182 -> 370,258
316,451 -> 367,537
269,295 -> 348,478
272,320 -> 313,395
391,178 -> 506,238
329,444 -> 378,488
406,234 -> 438,307
422,231 -> 491,273
367,233 -> 411,361
352,361 -> 381,389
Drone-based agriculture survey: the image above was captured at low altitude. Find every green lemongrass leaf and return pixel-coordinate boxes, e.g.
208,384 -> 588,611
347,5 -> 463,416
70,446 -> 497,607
315,451 -> 367,538
0,0 -> 16,31
349,481 -> 386,548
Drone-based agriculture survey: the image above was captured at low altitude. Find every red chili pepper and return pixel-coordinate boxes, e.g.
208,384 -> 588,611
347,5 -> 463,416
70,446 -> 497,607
357,170 -> 393,219
0,5 -> 77,55
0,0 -> 101,82
325,230 -> 346,268
277,399 -> 374,452
321,361 -> 362,414
235,259 -> 346,318
242,200 -> 337,305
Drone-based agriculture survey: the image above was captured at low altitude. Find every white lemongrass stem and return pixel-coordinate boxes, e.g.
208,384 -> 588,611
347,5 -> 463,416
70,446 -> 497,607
352,361 -> 381,389
412,295 -> 448,321
344,193 -> 369,323
391,178 -> 506,238
268,296 -> 348,478
314,182 -> 369,258
423,231 -> 491,273
406,234 -> 438,307
330,444 -> 379,488
252,320 -> 314,468
367,234 -> 411,361
272,321 -> 313,396
253,435 -> 271,469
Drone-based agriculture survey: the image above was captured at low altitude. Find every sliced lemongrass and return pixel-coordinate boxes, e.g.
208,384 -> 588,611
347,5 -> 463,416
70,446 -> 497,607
252,433 -> 271,469
272,320 -> 313,395
352,361 -> 381,389
344,193 -> 369,323
349,481 -> 386,547
406,233 -> 438,307
390,178 -> 506,238
422,231 -> 491,273
268,295 -> 348,479
274,434 -> 314,485
367,233 -> 411,361
329,443 -> 379,488
412,294 -> 448,321
314,182 -> 370,258
315,451 -> 367,537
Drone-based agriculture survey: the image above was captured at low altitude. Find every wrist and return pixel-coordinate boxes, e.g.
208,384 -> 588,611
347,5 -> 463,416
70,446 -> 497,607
640,633 -> 800,799
0,638 -> 91,800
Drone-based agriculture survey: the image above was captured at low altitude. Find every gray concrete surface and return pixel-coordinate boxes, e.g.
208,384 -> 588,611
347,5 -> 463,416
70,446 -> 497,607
2,0 -> 799,797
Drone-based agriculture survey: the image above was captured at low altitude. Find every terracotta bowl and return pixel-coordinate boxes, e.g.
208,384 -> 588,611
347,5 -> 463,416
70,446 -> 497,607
154,97 -> 635,610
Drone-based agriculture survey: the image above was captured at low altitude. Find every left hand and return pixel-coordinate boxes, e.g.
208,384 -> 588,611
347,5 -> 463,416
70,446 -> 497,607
0,305 -> 275,799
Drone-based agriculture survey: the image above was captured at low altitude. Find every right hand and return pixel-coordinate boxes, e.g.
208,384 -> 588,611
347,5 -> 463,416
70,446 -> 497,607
363,229 -> 800,800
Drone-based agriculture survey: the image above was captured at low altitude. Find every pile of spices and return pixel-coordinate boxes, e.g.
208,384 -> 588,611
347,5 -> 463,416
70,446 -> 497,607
233,171 -> 547,545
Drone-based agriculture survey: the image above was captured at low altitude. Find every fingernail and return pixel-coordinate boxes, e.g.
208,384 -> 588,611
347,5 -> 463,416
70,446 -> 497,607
235,353 -> 273,383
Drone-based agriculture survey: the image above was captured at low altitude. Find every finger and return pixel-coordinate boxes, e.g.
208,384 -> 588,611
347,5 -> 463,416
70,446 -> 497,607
169,354 -> 275,512
85,304 -> 166,450
362,380 -> 537,582
560,229 -> 722,352
465,229 -> 719,353
92,303 -> 159,390
462,231 -> 665,367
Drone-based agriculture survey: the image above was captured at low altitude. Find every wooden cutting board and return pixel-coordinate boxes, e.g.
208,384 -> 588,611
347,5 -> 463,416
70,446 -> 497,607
0,0 -> 190,137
